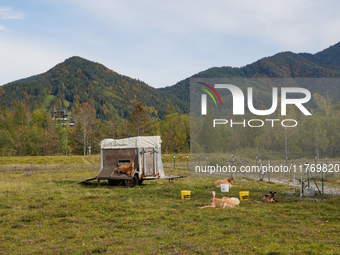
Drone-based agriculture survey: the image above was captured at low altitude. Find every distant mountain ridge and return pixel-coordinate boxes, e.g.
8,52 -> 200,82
2,42 -> 340,118
161,42 -> 340,103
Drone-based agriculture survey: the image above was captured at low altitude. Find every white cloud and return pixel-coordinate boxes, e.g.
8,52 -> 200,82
66,0 -> 340,52
58,0 -> 340,87
0,35 -> 72,85
0,7 -> 25,20
2,0 -> 340,88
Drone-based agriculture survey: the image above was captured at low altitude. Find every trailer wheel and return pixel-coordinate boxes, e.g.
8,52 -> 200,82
125,175 -> 138,188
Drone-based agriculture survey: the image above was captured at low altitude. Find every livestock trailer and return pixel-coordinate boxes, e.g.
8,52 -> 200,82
96,136 -> 165,187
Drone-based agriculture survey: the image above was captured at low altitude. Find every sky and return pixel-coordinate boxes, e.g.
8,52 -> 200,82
1,0 -> 340,88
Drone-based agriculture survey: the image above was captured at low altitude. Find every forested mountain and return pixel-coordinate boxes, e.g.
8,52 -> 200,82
1,42 -> 340,157
0,56 -> 188,120
161,42 -> 340,103
2,42 -> 340,120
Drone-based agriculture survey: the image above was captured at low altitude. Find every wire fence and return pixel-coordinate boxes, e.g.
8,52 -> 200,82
188,153 -> 340,195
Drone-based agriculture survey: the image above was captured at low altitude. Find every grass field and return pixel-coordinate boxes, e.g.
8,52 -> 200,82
0,155 -> 340,254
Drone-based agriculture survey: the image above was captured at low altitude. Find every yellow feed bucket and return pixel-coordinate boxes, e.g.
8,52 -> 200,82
181,190 -> 191,200
239,191 -> 249,201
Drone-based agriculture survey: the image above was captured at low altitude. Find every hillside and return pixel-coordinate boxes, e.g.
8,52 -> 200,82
0,57 -> 188,119
2,42 -> 340,119
161,42 -> 340,103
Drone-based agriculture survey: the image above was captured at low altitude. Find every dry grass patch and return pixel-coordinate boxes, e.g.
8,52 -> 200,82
0,156 -> 339,254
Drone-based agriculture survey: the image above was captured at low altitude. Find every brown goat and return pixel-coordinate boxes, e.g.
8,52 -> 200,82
214,174 -> 240,188
200,191 -> 240,209
117,162 -> 135,177
262,191 -> 278,203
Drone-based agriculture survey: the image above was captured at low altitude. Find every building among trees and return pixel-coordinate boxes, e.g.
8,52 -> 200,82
51,108 -> 76,128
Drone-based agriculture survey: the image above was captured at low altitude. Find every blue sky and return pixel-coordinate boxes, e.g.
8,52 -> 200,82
1,0 -> 340,88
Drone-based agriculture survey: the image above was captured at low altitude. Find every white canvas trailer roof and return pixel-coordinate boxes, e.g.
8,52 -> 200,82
99,136 -> 162,150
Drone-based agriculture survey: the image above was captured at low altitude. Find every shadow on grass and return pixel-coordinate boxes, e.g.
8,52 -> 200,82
73,179 -> 147,189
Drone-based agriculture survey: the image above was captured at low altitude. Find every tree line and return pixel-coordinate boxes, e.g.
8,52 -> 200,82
0,101 -> 190,156
1,93 -> 340,158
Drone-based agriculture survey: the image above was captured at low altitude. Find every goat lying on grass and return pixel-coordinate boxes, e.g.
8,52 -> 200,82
117,162 -> 135,177
200,191 -> 240,209
214,174 -> 240,188
262,191 -> 278,203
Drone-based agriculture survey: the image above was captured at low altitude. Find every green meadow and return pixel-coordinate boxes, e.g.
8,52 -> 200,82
0,155 -> 339,254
